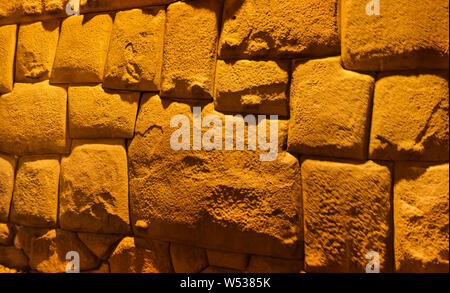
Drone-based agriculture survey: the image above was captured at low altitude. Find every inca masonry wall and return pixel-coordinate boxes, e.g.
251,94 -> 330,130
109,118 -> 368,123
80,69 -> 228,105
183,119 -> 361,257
0,0 -> 448,273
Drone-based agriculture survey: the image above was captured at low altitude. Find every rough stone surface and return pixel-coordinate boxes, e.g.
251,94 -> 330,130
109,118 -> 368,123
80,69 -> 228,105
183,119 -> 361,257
160,0 -> 222,99
103,7 -> 165,91
109,237 -> 172,273
341,0 -> 449,71
219,0 -> 339,59
246,255 -> 303,273
59,140 -> 130,234
78,233 -> 122,260
214,60 -> 289,116
170,243 -> 208,273
288,57 -> 374,160
0,154 -> 16,222
14,226 -> 99,273
51,13 -> 113,83
0,245 -> 28,270
369,71 -> 449,161
0,81 -> 68,155
206,249 -> 248,271
302,159 -> 392,273
15,19 -> 60,82
10,156 -> 60,228
0,223 -> 13,245
68,85 -> 140,139
0,24 -> 16,93
128,94 -> 302,259
394,162 -> 449,273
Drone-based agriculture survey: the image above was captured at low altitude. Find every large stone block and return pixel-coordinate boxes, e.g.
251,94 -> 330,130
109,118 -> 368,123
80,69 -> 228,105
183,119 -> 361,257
0,81 -> 68,155
206,249 -> 248,271
341,0 -> 449,71
160,0 -> 222,99
0,154 -> 16,222
128,94 -> 302,258
0,24 -> 16,93
59,140 -> 130,234
170,243 -> 208,273
15,19 -> 59,82
369,71 -> 449,161
288,57 -> 374,160
214,60 -> 289,116
68,85 -> 140,139
14,226 -> 99,273
302,159 -> 392,272
103,7 -> 165,91
78,232 -> 122,260
219,0 -> 340,59
109,237 -> 172,273
51,13 -> 113,83
10,156 -> 60,228
394,162 -> 449,273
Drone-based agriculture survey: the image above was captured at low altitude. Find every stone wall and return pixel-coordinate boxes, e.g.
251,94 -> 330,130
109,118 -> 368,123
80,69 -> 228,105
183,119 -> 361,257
0,0 -> 448,273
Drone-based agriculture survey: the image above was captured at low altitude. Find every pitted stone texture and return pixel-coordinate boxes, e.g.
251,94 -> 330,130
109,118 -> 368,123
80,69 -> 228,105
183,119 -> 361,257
109,237 -> 172,273
104,8 -> 165,91
302,159 -> 392,273
288,57 -> 374,160
14,227 -> 99,273
11,156 -> 60,228
16,20 -> 59,82
0,81 -> 68,155
51,13 -> 113,83
215,60 -> 289,116
128,94 -> 302,259
206,249 -> 248,271
0,24 -> 16,93
369,71 -> 449,161
246,255 -> 303,273
170,243 -> 208,273
219,0 -> 339,59
0,154 -> 16,222
60,140 -> 130,234
0,223 -> 13,245
78,232 -> 122,260
68,85 -> 140,139
161,0 -> 222,99
394,162 -> 449,273
341,0 -> 449,71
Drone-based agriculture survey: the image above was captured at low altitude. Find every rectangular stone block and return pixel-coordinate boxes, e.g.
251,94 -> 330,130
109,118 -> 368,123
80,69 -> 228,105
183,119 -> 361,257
0,24 -> 17,93
16,19 -> 60,82
51,13 -> 113,83
394,162 -> 449,273
128,94 -> 302,259
369,71 -> 449,161
68,85 -> 140,139
161,0 -> 222,99
11,156 -> 60,228
0,81 -> 68,155
219,0 -> 340,59
214,60 -> 289,116
60,140 -> 130,234
0,154 -> 16,222
302,159 -> 392,272
103,7 -> 165,91
341,0 -> 449,71
288,57 -> 374,160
